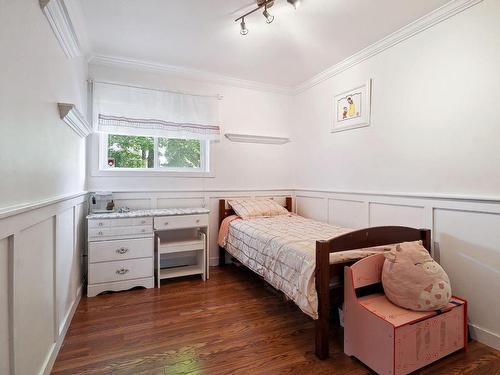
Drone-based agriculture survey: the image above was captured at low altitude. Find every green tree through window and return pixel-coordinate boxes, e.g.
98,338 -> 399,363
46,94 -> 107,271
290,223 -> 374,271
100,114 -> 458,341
158,138 -> 201,168
107,134 -> 202,170
108,135 -> 154,168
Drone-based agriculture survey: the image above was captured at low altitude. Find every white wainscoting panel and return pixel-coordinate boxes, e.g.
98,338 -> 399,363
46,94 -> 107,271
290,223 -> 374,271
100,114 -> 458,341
369,202 -> 425,228
0,192 -> 87,375
434,208 -> 500,350
56,208 -> 77,335
294,188 -> 500,350
75,202 -> 86,265
329,199 -> 367,229
296,195 -> 327,222
0,237 -> 10,375
157,197 -> 205,209
113,198 -> 152,210
14,218 -> 56,375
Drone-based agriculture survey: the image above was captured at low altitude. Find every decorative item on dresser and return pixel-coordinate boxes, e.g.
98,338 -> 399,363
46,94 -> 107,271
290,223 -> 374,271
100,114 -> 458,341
218,197 -> 432,359
87,207 -> 209,297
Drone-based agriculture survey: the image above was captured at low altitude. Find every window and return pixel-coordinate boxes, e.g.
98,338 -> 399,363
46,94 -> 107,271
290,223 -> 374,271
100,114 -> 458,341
102,134 -> 208,172
92,81 -> 219,176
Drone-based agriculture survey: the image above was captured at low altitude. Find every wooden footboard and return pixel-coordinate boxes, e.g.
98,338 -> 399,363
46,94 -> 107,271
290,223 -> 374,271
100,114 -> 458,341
314,226 -> 431,360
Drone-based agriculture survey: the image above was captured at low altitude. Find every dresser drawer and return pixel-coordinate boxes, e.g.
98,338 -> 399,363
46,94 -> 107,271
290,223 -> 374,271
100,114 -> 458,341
109,217 -> 152,227
89,217 -> 152,228
89,225 -> 153,240
89,238 -> 153,263
89,258 -> 153,284
88,219 -> 111,229
154,214 -> 208,230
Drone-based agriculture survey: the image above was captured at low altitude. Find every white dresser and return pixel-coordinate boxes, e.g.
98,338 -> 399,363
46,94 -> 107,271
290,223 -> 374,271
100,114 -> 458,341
87,208 -> 210,297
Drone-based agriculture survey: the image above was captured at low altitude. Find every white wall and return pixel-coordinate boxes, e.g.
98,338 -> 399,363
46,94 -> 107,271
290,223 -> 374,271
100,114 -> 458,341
86,63 -> 294,192
292,0 -> 500,350
0,1 -> 497,374
0,1 -> 88,374
291,0 -> 500,197
0,0 -> 88,211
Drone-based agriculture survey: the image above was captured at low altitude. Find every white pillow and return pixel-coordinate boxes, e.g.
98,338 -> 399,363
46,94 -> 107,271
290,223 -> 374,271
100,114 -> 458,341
228,199 -> 289,219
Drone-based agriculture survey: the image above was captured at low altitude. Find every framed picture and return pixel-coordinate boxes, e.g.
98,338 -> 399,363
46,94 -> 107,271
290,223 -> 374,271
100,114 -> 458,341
332,79 -> 372,133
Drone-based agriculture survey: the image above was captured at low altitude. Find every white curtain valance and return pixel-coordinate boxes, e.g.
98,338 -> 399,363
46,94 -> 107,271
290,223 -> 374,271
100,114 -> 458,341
92,82 -> 221,141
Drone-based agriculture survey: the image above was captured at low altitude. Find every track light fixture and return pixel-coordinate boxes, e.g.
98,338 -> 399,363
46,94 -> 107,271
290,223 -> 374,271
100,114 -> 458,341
263,5 -> 274,24
235,0 -> 300,35
240,18 -> 249,35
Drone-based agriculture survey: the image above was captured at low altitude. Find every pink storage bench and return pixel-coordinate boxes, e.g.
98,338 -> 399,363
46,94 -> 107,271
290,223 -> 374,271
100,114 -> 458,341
344,253 -> 467,375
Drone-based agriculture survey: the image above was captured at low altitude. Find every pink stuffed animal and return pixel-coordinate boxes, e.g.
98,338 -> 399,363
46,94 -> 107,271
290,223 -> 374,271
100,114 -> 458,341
382,241 -> 452,311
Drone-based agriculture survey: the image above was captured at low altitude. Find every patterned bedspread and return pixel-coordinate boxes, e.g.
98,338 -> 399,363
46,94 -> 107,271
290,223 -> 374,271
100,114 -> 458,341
222,214 -> 392,319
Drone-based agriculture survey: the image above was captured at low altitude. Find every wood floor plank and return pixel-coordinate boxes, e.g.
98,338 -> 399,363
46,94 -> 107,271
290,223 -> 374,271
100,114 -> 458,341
52,266 -> 500,375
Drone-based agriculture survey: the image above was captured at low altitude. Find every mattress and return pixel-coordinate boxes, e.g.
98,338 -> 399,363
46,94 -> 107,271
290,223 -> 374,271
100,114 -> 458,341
219,214 -> 392,319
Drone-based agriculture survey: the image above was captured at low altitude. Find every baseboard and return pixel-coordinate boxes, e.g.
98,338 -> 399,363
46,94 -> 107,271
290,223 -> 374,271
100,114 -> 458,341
209,256 -> 220,267
41,285 -> 83,375
210,256 -> 234,267
469,323 -> 500,351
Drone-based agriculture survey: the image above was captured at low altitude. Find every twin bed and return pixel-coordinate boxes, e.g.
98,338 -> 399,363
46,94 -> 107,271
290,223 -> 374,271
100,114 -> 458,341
217,197 -> 431,359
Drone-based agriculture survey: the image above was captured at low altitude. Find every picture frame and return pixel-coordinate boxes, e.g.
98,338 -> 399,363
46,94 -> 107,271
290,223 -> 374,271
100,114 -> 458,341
332,79 -> 372,133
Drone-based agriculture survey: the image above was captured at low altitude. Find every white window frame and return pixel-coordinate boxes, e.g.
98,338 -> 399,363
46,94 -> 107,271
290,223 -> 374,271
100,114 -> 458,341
90,133 -> 214,178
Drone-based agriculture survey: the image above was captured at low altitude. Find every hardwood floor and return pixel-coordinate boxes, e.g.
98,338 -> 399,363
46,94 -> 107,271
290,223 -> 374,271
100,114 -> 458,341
52,266 -> 500,375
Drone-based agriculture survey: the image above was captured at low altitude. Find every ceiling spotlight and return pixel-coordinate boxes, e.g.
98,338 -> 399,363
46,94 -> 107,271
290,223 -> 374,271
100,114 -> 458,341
287,0 -> 301,9
263,5 -> 274,24
240,18 -> 248,35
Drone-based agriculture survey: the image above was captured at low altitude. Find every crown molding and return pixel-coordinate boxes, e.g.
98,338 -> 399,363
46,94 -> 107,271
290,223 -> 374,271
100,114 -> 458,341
88,54 -> 294,96
85,0 -> 482,96
58,103 -> 92,137
293,0 -> 484,94
39,0 -> 82,58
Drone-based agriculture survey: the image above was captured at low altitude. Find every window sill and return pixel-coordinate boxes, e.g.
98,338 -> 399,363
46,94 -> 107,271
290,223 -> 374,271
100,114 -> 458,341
90,169 -> 215,178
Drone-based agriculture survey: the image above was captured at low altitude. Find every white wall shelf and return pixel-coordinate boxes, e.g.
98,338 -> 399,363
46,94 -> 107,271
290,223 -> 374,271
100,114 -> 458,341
224,133 -> 290,145
159,238 -> 205,254
58,103 -> 92,137
159,264 -> 204,279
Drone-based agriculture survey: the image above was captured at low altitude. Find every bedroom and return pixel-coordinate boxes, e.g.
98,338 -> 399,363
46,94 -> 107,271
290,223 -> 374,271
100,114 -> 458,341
0,0 -> 499,374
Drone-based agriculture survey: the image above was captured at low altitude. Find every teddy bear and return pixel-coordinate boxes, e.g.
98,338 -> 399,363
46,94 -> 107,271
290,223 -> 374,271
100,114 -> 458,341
381,241 -> 452,311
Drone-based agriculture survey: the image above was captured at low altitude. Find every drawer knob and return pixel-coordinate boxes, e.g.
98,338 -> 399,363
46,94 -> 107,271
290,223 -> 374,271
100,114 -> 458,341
116,247 -> 129,254
164,222 -> 169,226
99,222 -> 103,227
141,229 -> 146,232
196,219 -> 200,223
116,268 -> 129,275
98,231 -> 103,235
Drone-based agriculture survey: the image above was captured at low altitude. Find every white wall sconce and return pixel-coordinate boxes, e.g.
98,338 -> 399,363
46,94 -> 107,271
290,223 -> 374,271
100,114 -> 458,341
225,133 -> 290,145
58,103 -> 91,137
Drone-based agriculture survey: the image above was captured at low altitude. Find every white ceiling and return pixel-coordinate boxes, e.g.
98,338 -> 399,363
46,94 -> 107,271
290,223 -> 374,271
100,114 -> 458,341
80,0 -> 450,88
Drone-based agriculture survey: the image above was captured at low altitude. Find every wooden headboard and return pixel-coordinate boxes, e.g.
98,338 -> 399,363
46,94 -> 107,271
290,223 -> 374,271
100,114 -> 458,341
219,197 -> 293,227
